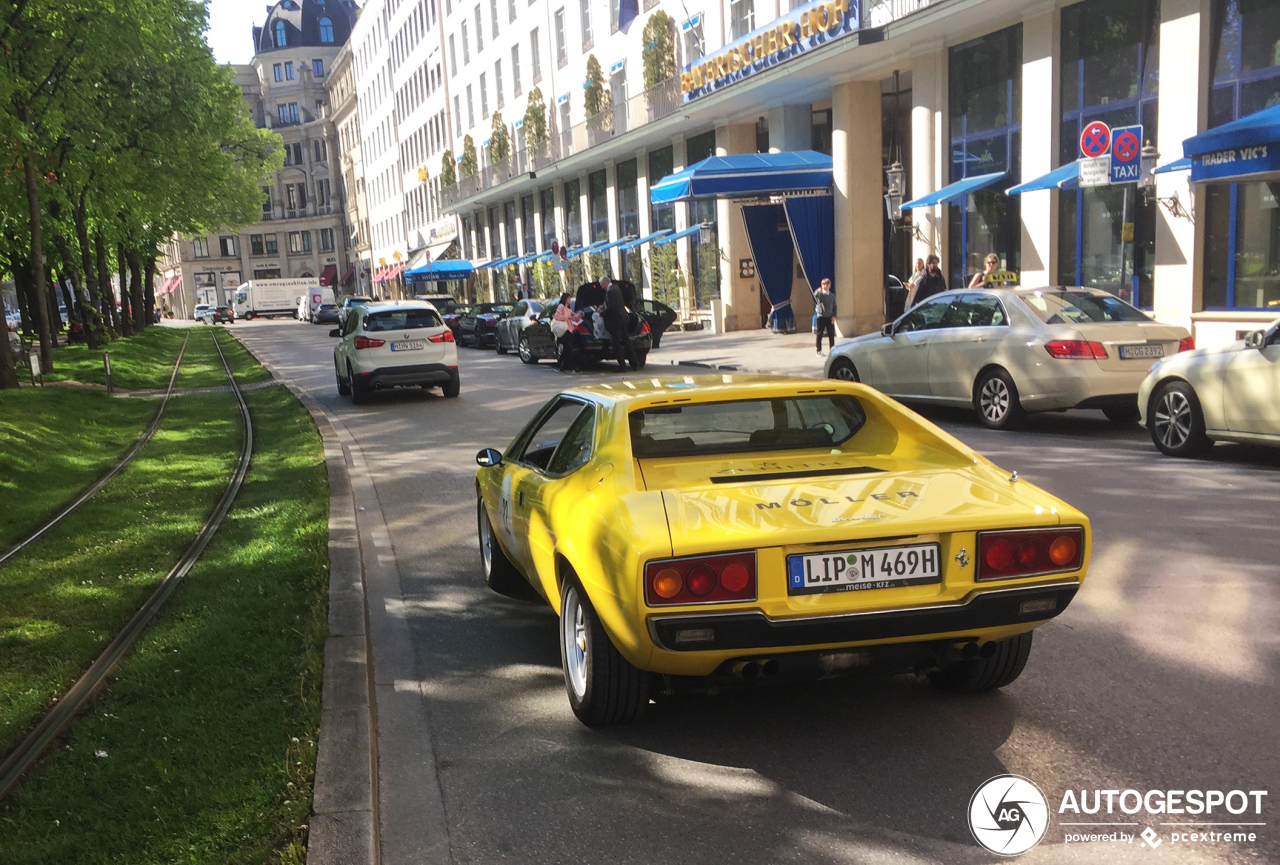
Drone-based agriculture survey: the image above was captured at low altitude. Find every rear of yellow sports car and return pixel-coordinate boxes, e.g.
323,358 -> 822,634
584,378 -> 1090,681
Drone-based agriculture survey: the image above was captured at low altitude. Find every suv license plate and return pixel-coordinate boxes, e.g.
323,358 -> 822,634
787,543 -> 941,594
390,341 -> 425,352
1119,343 -> 1164,359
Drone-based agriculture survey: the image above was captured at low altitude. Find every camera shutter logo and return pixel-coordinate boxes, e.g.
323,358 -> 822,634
968,775 -> 1050,856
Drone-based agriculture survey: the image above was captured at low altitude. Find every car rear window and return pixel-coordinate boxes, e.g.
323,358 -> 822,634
1020,290 -> 1151,324
629,396 -> 867,458
363,309 -> 443,331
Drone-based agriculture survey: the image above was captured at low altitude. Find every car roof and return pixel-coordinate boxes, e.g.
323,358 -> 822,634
561,374 -> 846,407
359,300 -> 436,313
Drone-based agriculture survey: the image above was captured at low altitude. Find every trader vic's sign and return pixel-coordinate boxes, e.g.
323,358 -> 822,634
680,0 -> 859,103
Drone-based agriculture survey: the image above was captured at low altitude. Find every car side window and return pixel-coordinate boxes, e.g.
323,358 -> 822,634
511,301 -> 527,316
896,297 -> 951,333
943,294 -> 1008,328
546,405 -> 596,475
344,309 -> 360,334
511,398 -> 591,472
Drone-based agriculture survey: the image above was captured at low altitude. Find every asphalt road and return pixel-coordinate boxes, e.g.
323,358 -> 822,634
233,320 -> 1278,865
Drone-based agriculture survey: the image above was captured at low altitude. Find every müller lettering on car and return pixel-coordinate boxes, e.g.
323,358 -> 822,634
474,375 -> 1090,726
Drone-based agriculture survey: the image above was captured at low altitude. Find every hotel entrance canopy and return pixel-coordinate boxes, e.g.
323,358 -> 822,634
1182,103 -> 1280,183
649,151 -> 833,204
1006,162 -> 1080,195
405,260 -> 474,281
902,172 -> 1007,209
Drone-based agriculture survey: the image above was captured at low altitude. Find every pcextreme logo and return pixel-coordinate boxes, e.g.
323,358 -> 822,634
968,775 -> 1050,856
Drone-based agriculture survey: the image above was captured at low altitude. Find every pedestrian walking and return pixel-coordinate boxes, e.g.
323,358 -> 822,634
814,278 -> 836,355
551,292 -> 582,371
968,253 -> 1000,288
600,275 -> 638,372
913,255 -> 948,305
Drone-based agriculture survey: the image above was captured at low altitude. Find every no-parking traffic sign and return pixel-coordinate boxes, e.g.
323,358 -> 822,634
1110,125 -> 1143,183
1080,121 -> 1111,158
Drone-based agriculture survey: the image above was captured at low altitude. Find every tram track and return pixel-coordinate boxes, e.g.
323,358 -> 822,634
0,332 -> 191,568
0,332 -> 254,800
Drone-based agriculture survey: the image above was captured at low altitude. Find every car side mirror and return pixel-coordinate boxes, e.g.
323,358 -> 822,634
476,448 -> 503,467
329,328 -> 341,338
1244,330 -> 1265,350
881,323 -> 893,337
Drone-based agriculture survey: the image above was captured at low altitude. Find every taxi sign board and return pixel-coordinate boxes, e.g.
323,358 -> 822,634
1110,125 -> 1142,183
1079,156 -> 1111,187
1080,120 -> 1111,158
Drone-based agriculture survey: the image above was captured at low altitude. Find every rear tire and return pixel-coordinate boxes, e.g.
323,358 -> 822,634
349,363 -> 370,405
828,357 -> 859,382
1149,380 -> 1212,457
477,498 -> 523,594
559,579 -> 649,726
442,371 -> 460,397
974,368 -> 1024,430
930,631 -> 1033,693
495,333 -> 508,354
518,334 -> 537,364
1102,403 -> 1141,424
336,363 -> 351,395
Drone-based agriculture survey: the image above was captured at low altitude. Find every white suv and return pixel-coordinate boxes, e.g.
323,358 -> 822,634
331,301 -> 459,403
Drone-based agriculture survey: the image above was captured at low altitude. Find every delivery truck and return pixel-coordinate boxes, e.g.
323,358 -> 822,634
233,278 -> 315,320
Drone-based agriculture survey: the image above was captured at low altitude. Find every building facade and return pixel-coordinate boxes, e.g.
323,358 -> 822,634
164,0 -> 358,316
412,0 -> 1280,347
328,40 -> 375,294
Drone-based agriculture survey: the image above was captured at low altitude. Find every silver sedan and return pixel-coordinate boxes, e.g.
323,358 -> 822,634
824,287 -> 1191,429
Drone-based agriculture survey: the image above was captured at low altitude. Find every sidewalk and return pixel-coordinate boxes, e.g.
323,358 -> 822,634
650,327 -> 828,378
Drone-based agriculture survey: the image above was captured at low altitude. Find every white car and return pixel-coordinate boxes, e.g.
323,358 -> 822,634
331,300 -> 459,403
1139,318 -> 1280,457
825,287 -> 1191,429
193,303 -> 212,321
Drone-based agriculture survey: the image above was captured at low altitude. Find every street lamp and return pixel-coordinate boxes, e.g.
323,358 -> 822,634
884,161 -> 905,222
698,221 -> 713,245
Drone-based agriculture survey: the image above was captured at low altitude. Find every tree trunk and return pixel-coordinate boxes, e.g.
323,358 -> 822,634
58,274 -> 78,324
54,231 -> 97,350
12,257 -> 34,337
126,246 -> 146,330
72,203 -> 103,347
19,131 -> 54,371
45,262 -> 61,335
143,254 -> 157,323
96,233 -> 121,337
0,291 -> 21,388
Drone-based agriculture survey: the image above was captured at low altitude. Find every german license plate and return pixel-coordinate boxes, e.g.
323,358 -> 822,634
787,543 -> 941,594
390,341 -> 425,351
1119,343 -> 1164,359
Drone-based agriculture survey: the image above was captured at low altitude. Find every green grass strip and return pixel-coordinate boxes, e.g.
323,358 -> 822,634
43,327 -> 189,390
170,329 -> 236,390
213,329 -> 275,385
0,389 -> 156,551
0,392 -> 242,756
0,387 -> 328,865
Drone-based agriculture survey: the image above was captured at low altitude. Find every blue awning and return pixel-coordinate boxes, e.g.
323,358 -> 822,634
510,253 -> 539,265
566,240 -> 610,258
1182,103 -> 1280,182
1153,157 -> 1192,174
590,235 -> 637,254
649,151 -> 833,205
618,229 -> 673,251
405,259 -> 474,280
902,172 -> 1008,210
1006,162 -> 1079,195
482,256 -> 515,268
653,224 -> 705,246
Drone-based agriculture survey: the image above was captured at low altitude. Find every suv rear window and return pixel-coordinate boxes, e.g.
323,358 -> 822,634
629,396 -> 867,458
363,309 -> 443,331
1020,290 -> 1150,324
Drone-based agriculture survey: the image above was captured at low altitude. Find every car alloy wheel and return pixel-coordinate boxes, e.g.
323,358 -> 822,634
476,498 -> 522,593
518,335 -> 536,364
974,368 -> 1024,430
1149,382 -> 1211,457
829,358 -> 859,381
1153,389 -> 1193,449
562,585 -> 589,701
980,377 -> 1010,423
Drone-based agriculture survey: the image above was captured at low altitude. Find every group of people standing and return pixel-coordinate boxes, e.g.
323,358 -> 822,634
550,275 -> 638,373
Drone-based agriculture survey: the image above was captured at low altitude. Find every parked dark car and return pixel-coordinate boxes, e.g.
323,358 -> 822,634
313,303 -> 341,324
198,306 -> 234,324
441,304 -> 472,339
494,299 -> 552,354
638,298 -> 677,348
458,303 -> 513,347
517,281 -> 651,369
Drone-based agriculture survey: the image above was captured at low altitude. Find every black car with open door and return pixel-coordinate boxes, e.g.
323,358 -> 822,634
458,302 -> 513,347
517,280 -> 651,368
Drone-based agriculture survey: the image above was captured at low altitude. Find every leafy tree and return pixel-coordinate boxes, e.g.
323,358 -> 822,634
523,87 -> 547,147
642,12 -> 676,89
441,149 -> 456,186
489,111 -> 510,163
584,55 -> 609,116
459,135 -> 478,178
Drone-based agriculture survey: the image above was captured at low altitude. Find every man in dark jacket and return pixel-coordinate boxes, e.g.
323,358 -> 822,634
600,276 -> 638,372
911,255 -> 947,306
814,278 -> 837,355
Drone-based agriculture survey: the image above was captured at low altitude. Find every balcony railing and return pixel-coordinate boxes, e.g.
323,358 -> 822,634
863,0 -> 944,26
442,75 -> 681,207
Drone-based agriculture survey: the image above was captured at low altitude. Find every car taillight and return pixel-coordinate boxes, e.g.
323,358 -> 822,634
428,330 -> 454,343
1178,336 -> 1195,352
977,527 -> 1084,581
1044,340 -> 1107,359
354,335 -> 385,349
645,552 -> 756,606
640,320 -> 651,333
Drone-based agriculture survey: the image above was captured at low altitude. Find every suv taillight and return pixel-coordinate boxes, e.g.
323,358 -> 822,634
977,527 -> 1085,581
354,335 -> 385,349
1178,336 -> 1195,352
645,552 -> 756,606
428,330 -> 454,343
1045,340 -> 1107,359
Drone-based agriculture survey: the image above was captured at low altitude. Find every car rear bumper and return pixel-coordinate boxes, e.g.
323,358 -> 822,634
356,363 -> 458,388
646,580 -> 1078,653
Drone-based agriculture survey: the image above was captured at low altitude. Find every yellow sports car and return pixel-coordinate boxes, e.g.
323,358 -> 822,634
475,376 -> 1090,726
